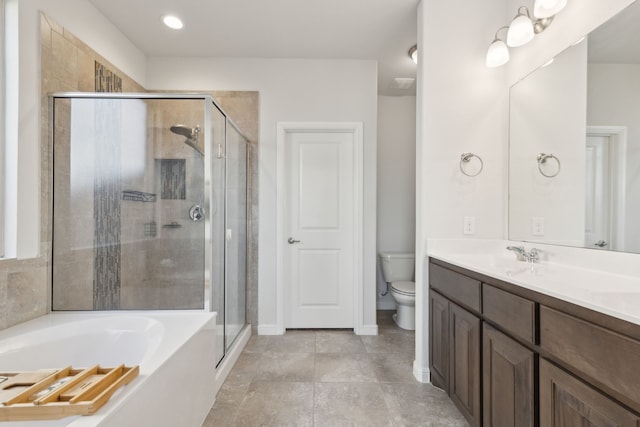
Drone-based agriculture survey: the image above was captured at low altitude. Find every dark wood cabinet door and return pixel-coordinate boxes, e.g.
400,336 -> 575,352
449,302 -> 481,427
540,358 -> 640,427
483,324 -> 534,427
429,290 -> 449,392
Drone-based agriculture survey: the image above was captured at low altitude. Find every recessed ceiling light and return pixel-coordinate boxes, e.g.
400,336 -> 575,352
162,15 -> 184,30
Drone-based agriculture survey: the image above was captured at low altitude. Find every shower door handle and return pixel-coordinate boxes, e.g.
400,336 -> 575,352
287,237 -> 300,244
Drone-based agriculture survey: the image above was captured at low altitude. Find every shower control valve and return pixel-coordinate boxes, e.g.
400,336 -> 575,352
189,205 -> 205,222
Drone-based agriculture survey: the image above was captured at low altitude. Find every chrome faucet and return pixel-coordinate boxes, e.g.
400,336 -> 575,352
506,246 -> 541,263
506,246 -> 527,261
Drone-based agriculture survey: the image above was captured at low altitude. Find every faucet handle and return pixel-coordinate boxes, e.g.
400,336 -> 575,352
528,247 -> 541,263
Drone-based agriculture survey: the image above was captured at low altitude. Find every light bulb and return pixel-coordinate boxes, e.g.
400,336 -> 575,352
533,0 -> 567,18
507,13 -> 534,47
486,39 -> 509,67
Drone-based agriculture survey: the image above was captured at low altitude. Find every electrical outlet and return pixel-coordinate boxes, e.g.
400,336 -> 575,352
532,217 -> 545,236
463,216 -> 476,235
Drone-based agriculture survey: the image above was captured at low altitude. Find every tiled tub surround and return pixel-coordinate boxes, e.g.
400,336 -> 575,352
428,238 -> 640,426
428,239 -> 640,325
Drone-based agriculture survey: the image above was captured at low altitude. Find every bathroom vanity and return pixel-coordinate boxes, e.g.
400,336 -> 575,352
428,255 -> 640,427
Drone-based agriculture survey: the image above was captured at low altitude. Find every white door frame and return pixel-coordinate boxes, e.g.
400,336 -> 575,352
586,126 -> 627,251
276,122 -> 364,334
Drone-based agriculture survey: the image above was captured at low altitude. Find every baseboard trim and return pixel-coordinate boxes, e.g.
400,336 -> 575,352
413,360 -> 431,383
257,324 -> 285,335
356,324 -> 379,336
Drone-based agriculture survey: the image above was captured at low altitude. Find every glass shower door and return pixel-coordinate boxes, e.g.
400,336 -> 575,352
224,121 -> 248,350
208,102 -> 227,365
52,96 -> 206,310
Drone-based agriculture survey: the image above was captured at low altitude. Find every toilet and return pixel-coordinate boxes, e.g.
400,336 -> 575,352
379,252 -> 415,330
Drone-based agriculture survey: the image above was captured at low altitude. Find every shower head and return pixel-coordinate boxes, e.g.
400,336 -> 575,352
170,124 -> 198,139
170,124 -> 203,156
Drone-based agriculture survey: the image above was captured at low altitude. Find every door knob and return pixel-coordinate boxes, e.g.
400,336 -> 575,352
287,237 -> 300,244
594,240 -> 608,248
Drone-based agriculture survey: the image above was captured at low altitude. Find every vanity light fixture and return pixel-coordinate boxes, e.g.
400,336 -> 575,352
486,27 -> 510,67
507,7 -> 535,47
486,2 -> 567,68
534,0 -> 567,18
408,45 -> 418,64
162,14 -> 184,30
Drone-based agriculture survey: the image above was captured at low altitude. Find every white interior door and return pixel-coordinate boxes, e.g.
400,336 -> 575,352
284,130 -> 355,328
585,135 -> 612,250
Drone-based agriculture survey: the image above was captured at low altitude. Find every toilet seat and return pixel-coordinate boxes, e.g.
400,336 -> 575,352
391,281 -> 415,296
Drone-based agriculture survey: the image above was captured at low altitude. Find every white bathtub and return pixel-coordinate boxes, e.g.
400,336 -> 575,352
0,311 -> 219,427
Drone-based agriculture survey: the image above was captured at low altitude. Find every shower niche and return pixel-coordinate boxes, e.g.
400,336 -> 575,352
51,94 -> 248,364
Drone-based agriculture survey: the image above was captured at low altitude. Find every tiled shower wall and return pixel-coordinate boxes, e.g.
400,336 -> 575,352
0,13 -> 259,330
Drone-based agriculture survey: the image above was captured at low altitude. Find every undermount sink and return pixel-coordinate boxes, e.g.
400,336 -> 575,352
445,253 -> 540,276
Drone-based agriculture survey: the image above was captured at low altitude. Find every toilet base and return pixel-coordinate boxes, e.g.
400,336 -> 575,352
393,305 -> 415,330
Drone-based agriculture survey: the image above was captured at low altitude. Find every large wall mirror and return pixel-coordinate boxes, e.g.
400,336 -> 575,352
509,0 -> 640,254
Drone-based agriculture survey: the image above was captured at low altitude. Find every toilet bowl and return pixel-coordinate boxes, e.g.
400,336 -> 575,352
389,280 -> 416,330
379,252 -> 416,330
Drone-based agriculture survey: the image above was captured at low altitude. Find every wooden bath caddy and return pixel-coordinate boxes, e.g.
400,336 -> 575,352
0,364 -> 139,421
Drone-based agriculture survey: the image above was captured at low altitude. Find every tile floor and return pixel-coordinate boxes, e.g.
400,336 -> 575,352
202,311 -> 468,426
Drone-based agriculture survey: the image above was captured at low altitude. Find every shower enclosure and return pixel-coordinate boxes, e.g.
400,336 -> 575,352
50,93 -> 248,365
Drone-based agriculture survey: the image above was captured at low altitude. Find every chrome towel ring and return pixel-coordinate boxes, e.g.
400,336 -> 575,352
537,153 -> 561,178
460,153 -> 483,177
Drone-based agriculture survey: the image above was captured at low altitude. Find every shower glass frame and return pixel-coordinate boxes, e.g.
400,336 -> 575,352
49,93 -> 249,362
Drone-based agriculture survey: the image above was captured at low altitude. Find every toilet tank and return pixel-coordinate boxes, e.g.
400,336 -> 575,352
379,252 -> 415,283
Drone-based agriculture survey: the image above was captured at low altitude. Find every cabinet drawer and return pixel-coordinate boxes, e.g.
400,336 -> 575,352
430,263 -> 481,312
540,306 -> 640,413
483,284 -> 535,344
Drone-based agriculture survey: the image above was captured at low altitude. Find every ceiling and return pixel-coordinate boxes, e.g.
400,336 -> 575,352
88,0 -> 419,96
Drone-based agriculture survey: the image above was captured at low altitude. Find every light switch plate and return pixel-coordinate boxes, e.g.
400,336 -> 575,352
463,216 -> 476,235
532,217 -> 545,236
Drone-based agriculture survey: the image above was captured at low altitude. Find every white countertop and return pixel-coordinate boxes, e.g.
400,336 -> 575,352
427,239 -> 640,326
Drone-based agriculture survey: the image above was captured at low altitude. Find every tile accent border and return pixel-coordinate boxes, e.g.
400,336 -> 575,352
95,61 -> 123,93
